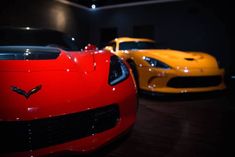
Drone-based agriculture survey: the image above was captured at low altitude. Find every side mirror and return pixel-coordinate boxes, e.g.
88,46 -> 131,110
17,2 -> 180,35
84,44 -> 98,51
104,46 -> 114,52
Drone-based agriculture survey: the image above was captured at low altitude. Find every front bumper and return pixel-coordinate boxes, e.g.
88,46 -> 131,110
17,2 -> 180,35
1,103 -> 136,157
138,67 -> 226,93
0,83 -> 137,157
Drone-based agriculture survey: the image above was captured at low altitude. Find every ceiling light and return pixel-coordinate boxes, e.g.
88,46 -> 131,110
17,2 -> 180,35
91,4 -> 96,9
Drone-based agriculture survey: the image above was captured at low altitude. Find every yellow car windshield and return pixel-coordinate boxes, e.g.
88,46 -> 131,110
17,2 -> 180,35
119,41 -> 157,50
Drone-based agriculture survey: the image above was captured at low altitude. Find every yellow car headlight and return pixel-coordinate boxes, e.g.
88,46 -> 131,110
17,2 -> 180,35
143,57 -> 171,69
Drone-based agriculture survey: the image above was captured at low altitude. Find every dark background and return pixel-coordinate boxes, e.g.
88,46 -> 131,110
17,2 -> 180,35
0,0 -> 235,156
0,0 -> 234,76
1,0 -> 234,87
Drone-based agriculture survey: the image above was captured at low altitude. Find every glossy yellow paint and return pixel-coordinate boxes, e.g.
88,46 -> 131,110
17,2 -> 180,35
104,37 -> 226,93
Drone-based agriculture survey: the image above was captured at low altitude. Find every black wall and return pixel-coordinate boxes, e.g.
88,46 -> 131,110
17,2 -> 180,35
0,0 -> 91,48
89,1 -> 231,69
0,0 -> 233,70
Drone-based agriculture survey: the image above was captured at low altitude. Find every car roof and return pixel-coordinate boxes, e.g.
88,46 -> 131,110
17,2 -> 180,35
111,37 -> 155,43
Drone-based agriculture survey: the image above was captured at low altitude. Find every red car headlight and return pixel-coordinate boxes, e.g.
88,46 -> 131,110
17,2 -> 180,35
109,55 -> 129,86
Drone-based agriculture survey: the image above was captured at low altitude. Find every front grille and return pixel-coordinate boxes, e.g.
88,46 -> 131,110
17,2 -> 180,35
0,105 -> 119,153
167,76 -> 222,88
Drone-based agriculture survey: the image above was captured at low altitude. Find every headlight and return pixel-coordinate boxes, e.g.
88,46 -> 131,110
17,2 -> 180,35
143,56 -> 171,69
109,55 -> 129,85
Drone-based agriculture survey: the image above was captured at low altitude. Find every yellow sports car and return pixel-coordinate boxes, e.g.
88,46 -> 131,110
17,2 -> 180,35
104,37 -> 226,93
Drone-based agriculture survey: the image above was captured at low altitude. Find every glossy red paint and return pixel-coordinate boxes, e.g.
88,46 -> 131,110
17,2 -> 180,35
84,44 -> 97,51
0,49 -> 137,157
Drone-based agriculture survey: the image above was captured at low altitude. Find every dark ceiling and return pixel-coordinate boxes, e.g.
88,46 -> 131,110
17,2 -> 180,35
67,0 -> 172,8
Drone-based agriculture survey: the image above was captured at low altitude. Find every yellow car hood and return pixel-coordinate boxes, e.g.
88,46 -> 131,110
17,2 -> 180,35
132,49 -> 219,69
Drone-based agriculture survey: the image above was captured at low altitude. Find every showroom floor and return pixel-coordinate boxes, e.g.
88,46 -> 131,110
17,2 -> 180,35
66,90 -> 235,157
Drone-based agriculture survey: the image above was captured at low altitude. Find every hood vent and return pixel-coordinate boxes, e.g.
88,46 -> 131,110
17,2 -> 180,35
184,58 -> 195,61
0,46 -> 60,60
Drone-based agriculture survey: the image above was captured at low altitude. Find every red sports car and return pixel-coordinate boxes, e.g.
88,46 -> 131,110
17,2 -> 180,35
0,28 -> 137,157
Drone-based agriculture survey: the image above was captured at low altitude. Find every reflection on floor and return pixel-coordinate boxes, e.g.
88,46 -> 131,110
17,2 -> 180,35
67,90 -> 235,157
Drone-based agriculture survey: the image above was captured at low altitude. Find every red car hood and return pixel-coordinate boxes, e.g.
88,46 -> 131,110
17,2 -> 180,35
0,46 -> 109,121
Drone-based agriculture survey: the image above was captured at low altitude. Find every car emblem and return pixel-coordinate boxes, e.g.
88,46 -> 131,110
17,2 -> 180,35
11,85 -> 42,99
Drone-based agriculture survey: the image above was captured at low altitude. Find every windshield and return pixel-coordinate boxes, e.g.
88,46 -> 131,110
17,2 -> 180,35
119,41 -> 165,50
0,28 -> 79,51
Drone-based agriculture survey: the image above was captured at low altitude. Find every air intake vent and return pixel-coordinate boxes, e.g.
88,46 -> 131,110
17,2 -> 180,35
184,58 -> 195,61
0,46 -> 60,60
0,104 -> 120,153
167,76 -> 222,88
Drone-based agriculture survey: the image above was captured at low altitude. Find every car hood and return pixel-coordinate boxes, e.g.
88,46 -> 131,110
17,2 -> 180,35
131,49 -> 219,69
0,46 -> 109,121
0,46 -> 95,72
